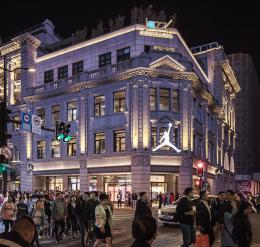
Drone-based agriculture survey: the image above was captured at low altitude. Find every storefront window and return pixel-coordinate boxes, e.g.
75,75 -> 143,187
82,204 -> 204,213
151,127 -> 157,148
68,176 -> 80,191
150,175 -> 166,202
48,176 -> 63,191
104,175 -> 131,202
89,176 -> 97,191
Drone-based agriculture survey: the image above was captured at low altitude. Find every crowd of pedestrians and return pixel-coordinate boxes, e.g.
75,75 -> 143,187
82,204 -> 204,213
0,188 -> 259,247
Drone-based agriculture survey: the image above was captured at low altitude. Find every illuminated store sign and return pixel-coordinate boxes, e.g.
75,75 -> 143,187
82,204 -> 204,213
152,123 -> 181,153
151,45 -> 176,53
139,19 -> 174,39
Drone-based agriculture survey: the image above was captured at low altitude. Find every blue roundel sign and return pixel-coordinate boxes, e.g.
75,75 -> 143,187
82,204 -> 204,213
147,21 -> 155,29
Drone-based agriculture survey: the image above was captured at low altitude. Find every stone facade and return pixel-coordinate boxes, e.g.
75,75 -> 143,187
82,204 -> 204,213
0,20 -> 240,195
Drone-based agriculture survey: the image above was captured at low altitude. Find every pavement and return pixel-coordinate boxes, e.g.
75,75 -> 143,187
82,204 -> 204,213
0,207 -> 260,246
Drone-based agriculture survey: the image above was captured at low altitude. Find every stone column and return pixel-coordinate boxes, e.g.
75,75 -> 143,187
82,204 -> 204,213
131,154 -> 150,195
212,174 -> 224,194
178,153 -> 193,195
19,131 -> 33,193
80,159 -> 88,192
96,175 -> 104,192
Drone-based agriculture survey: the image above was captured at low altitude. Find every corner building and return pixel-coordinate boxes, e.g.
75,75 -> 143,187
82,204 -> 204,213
0,19 -> 240,198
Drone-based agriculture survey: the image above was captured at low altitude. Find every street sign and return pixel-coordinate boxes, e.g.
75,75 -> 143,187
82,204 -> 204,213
32,115 -> 42,135
21,112 -> 31,132
0,146 -> 13,160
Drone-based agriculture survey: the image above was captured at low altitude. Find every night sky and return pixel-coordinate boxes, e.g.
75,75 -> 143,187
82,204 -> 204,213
0,1 -> 259,78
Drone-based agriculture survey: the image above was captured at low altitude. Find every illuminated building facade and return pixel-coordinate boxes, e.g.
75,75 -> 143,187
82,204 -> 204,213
0,19 -> 240,197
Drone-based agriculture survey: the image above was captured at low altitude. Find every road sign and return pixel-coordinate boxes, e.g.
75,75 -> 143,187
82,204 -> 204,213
21,112 -> 31,132
0,146 -> 13,159
32,115 -> 42,135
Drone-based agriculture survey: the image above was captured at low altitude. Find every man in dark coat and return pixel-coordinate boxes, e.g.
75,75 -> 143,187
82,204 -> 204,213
134,192 -> 152,218
196,191 -> 215,246
0,216 -> 36,247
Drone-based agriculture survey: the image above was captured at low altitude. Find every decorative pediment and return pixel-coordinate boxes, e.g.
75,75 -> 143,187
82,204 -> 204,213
148,55 -> 186,72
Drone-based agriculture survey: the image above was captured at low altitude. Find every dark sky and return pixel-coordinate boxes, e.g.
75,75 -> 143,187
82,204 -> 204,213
1,1 -> 259,78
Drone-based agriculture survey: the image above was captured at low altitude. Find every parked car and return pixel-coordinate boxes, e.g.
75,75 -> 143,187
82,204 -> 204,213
158,194 -> 217,225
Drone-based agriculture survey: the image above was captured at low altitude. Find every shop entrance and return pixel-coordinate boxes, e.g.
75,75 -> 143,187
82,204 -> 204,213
104,175 -> 131,202
47,176 -> 63,191
150,175 -> 167,202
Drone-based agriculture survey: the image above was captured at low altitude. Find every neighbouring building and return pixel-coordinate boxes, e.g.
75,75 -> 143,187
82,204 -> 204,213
229,53 -> 260,195
0,18 -> 240,199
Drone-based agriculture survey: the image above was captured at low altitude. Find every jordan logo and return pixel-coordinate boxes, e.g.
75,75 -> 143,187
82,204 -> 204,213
152,123 -> 181,153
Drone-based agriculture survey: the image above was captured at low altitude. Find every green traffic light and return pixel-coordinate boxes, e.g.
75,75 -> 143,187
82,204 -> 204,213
64,135 -> 72,142
0,164 -> 6,173
57,133 -> 64,140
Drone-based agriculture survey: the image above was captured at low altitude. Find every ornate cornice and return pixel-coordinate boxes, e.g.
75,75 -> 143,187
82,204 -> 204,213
24,67 -> 216,109
219,60 -> 241,94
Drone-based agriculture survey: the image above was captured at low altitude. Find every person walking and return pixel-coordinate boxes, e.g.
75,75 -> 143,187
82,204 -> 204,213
158,192 -> 163,209
132,191 -> 138,209
67,195 -> 78,240
16,196 -> 29,219
117,192 -> 122,208
43,194 -> 52,238
94,193 -> 113,247
222,201 -> 237,247
233,201 -> 253,247
0,195 -> 15,232
176,187 -> 196,247
130,215 -> 157,247
52,192 -> 66,244
134,192 -> 152,219
196,191 -> 214,246
31,200 -> 46,247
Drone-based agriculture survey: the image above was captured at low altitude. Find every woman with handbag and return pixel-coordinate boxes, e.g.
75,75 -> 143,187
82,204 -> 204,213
94,193 -> 113,247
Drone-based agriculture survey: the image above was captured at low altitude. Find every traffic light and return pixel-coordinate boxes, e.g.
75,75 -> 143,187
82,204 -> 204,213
0,155 -> 7,173
0,102 -> 12,146
196,161 -> 204,177
0,164 -> 6,173
55,122 -> 71,142
63,123 -> 71,142
56,122 -> 65,140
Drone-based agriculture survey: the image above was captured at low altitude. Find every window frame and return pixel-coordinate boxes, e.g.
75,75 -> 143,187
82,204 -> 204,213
37,140 -> 46,159
94,132 -> 106,154
72,61 -> 83,75
117,47 -> 130,63
51,105 -> 61,125
150,87 -> 157,111
67,101 -> 77,122
113,90 -> 126,113
113,130 -> 126,152
58,65 -> 68,80
99,52 -> 111,67
172,89 -> 179,112
44,70 -> 54,83
94,95 -> 105,117
159,88 -> 170,111
67,137 -> 77,156
51,139 -> 61,158
37,108 -> 45,125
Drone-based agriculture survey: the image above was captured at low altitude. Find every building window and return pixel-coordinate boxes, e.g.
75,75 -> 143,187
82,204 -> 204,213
37,140 -> 46,159
94,95 -> 105,117
150,88 -> 156,111
95,132 -> 105,154
99,52 -> 111,67
160,127 -> 170,150
51,105 -> 60,125
151,127 -> 157,149
37,108 -> 45,125
67,137 -> 77,156
172,90 -> 179,112
113,90 -> 126,113
68,176 -> 80,191
58,65 -> 68,79
72,61 -> 83,75
67,101 -> 77,122
114,130 -> 125,152
117,47 -> 130,63
174,127 -> 179,146
44,70 -> 54,83
51,139 -> 61,158
159,88 -> 170,111
198,104 -> 202,122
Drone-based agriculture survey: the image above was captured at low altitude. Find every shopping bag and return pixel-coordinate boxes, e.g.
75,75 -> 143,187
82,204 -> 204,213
195,233 -> 210,247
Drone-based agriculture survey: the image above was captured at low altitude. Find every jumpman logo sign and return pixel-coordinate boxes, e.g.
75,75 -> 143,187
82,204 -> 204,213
152,123 -> 181,153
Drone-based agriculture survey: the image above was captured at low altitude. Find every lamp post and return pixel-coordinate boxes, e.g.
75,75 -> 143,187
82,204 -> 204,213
0,55 -> 35,193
